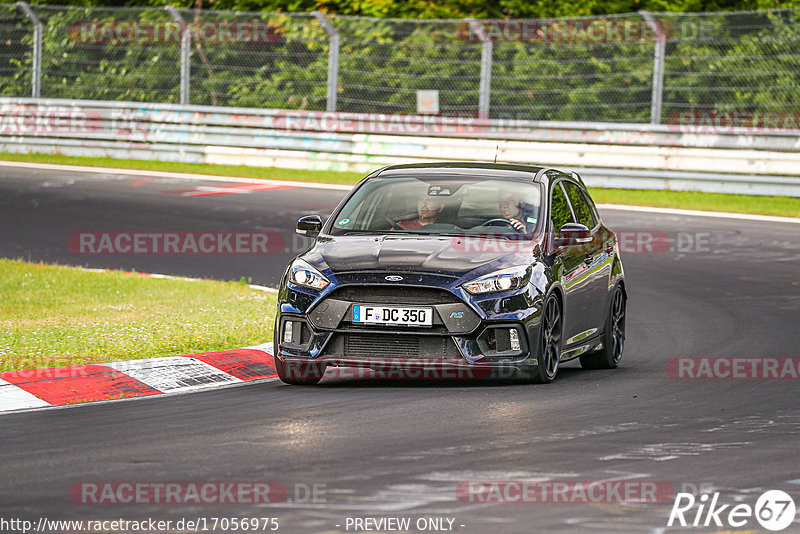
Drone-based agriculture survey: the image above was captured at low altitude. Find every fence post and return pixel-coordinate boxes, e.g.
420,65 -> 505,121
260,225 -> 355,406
17,2 -> 41,98
166,6 -> 190,106
640,10 -> 665,125
313,11 -> 339,112
466,18 -> 492,119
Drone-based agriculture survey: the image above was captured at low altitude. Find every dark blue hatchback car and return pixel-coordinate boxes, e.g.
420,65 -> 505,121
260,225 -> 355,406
275,162 -> 626,385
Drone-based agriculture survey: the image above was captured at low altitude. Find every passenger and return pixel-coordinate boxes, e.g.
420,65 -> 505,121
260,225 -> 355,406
498,190 -> 538,232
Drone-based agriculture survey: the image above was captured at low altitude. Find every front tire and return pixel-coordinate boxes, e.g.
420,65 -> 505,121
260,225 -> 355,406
275,356 -> 326,385
531,294 -> 562,383
580,285 -> 626,370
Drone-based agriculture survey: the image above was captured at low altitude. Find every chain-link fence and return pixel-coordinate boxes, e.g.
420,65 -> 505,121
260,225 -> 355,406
331,17 -> 482,116
488,13 -> 658,122
2,3 -> 800,124
175,8 -> 327,108
660,9 -> 800,123
0,3 -> 32,97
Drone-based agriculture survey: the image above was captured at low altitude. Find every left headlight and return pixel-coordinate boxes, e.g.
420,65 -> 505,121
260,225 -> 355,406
288,259 -> 330,290
463,265 -> 530,295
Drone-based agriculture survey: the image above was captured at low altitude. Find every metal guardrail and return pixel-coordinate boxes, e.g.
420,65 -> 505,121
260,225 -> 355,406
1,98 -> 799,197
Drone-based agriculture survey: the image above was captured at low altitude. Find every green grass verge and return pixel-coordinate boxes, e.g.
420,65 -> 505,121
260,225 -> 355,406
0,259 -> 276,372
1,152 -> 798,218
587,188 -> 800,218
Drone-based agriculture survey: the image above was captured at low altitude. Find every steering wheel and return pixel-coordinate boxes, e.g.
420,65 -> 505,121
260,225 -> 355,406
483,218 -> 525,232
384,216 -> 404,231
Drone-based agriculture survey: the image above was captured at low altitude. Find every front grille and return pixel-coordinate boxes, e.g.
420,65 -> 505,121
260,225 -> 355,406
346,334 -> 420,358
330,285 -> 461,305
322,333 -> 462,360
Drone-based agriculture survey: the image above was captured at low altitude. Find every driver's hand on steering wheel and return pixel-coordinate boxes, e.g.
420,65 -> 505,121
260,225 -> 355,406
508,218 -> 525,231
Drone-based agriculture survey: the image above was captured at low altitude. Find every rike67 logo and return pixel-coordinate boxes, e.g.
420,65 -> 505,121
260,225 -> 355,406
668,490 -> 796,531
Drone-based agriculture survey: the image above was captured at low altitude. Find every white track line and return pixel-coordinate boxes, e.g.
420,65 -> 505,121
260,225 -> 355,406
596,203 -> 800,224
77,266 -> 279,293
244,342 -> 274,352
0,160 -> 352,190
248,284 -> 279,293
2,160 -> 797,223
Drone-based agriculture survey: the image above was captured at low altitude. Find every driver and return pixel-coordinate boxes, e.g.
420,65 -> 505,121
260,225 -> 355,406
498,190 -> 537,232
397,195 -> 444,230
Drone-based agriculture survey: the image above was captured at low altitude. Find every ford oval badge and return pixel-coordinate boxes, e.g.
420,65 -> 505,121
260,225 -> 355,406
385,275 -> 403,282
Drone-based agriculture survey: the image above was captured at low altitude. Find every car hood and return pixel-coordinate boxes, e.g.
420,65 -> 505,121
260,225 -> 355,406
302,234 -> 537,278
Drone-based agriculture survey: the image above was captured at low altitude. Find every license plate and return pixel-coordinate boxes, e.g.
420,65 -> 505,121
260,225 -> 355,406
352,305 -> 433,327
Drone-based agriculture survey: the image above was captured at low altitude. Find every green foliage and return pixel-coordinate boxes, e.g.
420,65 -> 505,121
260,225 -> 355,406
1,2 -> 799,122
5,0 -> 800,18
659,9 -> 800,119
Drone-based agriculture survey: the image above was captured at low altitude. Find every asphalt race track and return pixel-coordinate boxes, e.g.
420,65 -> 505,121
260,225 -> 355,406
1,164 -> 799,533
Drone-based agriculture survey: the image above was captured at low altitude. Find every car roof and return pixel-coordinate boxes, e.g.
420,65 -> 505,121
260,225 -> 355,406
374,162 -> 551,182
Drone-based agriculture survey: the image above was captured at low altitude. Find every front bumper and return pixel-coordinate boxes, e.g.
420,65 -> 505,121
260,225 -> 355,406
276,281 -> 544,373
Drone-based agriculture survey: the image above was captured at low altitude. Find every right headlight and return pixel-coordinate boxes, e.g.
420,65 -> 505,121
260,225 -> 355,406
463,265 -> 530,295
288,259 -> 330,290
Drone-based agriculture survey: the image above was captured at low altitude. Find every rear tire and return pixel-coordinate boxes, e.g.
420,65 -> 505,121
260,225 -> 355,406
530,294 -> 562,383
275,356 -> 326,385
580,285 -> 626,370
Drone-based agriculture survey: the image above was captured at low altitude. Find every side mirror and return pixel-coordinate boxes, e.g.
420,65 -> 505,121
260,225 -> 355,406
556,223 -> 592,248
296,215 -> 322,238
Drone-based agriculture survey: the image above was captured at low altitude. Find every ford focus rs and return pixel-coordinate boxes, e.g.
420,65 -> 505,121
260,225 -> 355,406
274,162 -> 626,385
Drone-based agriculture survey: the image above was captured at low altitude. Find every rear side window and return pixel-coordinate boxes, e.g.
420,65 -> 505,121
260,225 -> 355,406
550,183 -> 573,231
579,188 -> 599,223
562,181 -> 597,229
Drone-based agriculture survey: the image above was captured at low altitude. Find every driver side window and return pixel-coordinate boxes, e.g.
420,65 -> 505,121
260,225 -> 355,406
550,183 -> 573,232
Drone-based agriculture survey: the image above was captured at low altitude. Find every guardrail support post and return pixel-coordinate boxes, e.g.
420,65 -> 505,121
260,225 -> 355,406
313,11 -> 339,112
166,6 -> 190,106
640,10 -> 665,125
17,2 -> 41,98
466,19 -> 492,119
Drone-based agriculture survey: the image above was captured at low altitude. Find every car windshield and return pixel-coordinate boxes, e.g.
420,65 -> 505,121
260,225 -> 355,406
330,176 -> 542,238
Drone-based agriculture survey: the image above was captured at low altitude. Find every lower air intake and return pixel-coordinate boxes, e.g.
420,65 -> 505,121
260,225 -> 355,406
346,334 -> 420,358
322,333 -> 461,360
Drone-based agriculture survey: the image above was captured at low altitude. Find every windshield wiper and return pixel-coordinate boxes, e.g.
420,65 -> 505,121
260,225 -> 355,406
341,230 -> 415,236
